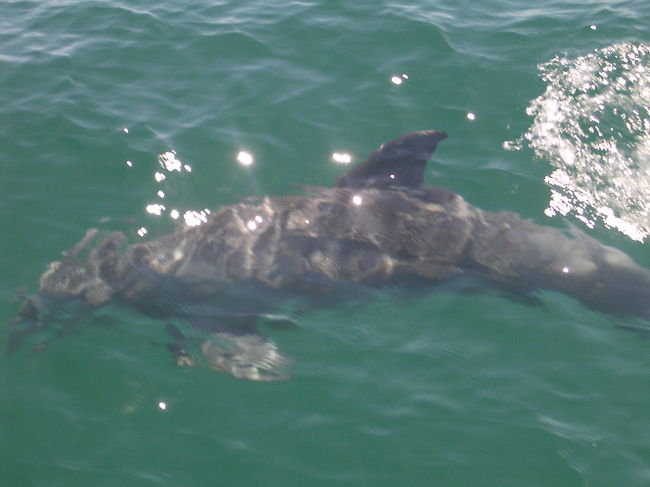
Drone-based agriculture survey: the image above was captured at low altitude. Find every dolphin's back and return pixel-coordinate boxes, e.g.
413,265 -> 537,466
129,185 -> 475,296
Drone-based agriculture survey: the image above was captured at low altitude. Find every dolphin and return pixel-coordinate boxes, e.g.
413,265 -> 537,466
7,131 -> 650,380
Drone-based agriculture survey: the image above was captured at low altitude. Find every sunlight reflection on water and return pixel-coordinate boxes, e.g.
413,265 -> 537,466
507,42 -> 650,242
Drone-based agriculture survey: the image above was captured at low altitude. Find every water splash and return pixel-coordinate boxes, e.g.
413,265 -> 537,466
511,43 -> 650,242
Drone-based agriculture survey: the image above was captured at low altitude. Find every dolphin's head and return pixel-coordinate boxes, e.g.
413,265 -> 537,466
6,231 -> 128,354
38,258 -> 114,305
40,231 -> 127,304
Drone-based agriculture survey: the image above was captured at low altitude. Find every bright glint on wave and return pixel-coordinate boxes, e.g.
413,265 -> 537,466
511,42 -> 650,242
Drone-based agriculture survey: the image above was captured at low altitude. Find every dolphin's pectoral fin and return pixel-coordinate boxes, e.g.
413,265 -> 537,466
181,316 -> 292,381
201,332 -> 292,381
164,323 -> 195,366
336,130 -> 447,189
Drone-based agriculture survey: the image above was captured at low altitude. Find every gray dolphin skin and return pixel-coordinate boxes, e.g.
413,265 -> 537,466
8,131 -> 650,380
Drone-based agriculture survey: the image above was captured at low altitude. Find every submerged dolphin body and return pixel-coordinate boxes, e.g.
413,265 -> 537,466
9,131 -> 650,380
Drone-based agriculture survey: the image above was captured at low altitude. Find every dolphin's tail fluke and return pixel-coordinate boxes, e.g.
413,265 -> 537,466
572,236 -> 650,320
466,210 -> 650,320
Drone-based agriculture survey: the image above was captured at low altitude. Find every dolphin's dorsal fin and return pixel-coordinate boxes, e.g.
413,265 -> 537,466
336,130 -> 447,189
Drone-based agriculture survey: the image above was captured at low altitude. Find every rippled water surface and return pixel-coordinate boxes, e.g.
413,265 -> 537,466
2,1 -> 650,486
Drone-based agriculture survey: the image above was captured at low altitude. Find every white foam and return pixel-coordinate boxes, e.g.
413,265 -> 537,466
521,43 -> 650,242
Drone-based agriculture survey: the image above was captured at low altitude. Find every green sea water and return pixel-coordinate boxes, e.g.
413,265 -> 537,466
2,1 -> 650,486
